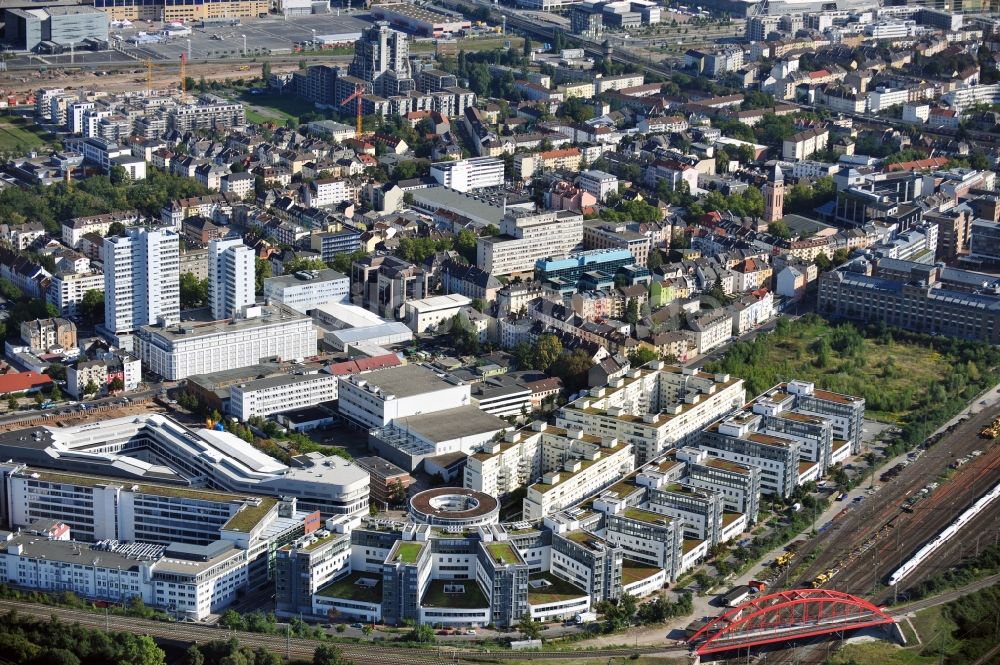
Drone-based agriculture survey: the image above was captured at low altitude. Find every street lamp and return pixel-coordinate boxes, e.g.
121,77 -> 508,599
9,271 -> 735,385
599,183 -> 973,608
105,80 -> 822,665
242,34 -> 247,56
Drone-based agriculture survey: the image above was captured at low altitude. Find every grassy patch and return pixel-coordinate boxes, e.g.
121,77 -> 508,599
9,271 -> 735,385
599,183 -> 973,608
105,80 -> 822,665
485,541 -> 519,565
827,641 -> 936,665
910,605 -> 957,646
237,91 -> 318,124
501,659 -> 685,665
706,314 -> 1000,429
0,116 -> 50,153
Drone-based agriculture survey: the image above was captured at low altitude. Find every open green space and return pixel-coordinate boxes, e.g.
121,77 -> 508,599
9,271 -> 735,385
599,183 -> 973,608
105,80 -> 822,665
828,640 -> 937,665
0,115 -> 51,153
706,314 -> 1000,433
236,91 -> 318,124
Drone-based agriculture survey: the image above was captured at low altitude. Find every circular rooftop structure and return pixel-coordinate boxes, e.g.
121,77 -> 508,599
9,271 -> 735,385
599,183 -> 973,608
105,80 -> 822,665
409,488 -> 499,527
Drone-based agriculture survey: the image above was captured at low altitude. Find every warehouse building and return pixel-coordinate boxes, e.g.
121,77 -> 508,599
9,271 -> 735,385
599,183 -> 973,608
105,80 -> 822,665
3,6 -> 108,53
370,2 -> 471,37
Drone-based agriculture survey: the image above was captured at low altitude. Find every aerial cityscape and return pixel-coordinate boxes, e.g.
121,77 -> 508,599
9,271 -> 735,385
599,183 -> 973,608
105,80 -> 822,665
0,0 -> 994,663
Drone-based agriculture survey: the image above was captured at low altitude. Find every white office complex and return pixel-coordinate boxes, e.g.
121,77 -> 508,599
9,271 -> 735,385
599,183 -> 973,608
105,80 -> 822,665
0,520 -> 290,621
103,227 -> 180,336
230,373 -> 340,421
0,413 -> 369,516
137,303 -> 317,380
429,157 -> 505,192
208,237 -> 255,320
403,294 -> 472,333
262,269 -> 350,314
337,364 -> 471,429
557,363 -> 746,465
477,210 -> 584,276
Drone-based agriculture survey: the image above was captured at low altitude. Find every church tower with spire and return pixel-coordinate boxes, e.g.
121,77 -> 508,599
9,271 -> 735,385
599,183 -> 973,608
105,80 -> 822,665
764,163 -> 784,224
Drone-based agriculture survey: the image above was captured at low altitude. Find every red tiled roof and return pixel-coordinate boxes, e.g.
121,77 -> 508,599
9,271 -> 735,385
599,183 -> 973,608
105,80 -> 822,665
326,354 -> 401,376
0,371 -> 51,395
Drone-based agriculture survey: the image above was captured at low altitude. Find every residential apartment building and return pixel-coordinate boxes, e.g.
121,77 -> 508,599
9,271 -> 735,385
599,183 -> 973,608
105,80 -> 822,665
103,227 -> 180,338
47,269 -> 104,317
207,237 -> 254,321
19,317 -> 76,352
557,364 -> 746,465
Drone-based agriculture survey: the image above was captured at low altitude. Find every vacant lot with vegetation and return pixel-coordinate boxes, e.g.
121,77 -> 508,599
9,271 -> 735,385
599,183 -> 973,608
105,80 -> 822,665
706,314 -> 1000,444
0,115 -> 50,153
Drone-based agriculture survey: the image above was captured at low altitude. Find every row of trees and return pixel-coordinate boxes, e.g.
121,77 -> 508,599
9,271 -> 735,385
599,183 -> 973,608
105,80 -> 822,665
0,611 -> 163,665
0,169 -> 209,236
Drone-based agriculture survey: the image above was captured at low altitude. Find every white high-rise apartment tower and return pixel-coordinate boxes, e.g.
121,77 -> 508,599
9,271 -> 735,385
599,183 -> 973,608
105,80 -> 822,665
104,228 -> 180,336
208,238 -> 255,321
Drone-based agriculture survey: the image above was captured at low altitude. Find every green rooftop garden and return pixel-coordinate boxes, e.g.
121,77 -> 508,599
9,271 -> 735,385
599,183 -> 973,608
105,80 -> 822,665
223,497 -> 278,532
421,580 -> 489,609
622,561 -> 663,586
392,542 -> 424,564
316,572 -> 382,604
485,541 -> 520,565
527,573 -> 588,606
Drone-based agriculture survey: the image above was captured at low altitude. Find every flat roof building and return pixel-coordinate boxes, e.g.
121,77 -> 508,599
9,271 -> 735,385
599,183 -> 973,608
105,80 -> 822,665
137,303 -> 317,381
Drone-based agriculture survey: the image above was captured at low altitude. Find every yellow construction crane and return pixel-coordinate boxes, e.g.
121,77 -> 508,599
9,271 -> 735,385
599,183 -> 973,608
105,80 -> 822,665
341,83 -> 364,139
179,53 -> 187,100
145,59 -> 153,93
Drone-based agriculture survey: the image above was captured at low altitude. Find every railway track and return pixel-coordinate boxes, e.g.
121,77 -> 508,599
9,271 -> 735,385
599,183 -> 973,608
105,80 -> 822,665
0,599 -> 685,663
829,446 -> 1000,600
781,404 -> 1000,597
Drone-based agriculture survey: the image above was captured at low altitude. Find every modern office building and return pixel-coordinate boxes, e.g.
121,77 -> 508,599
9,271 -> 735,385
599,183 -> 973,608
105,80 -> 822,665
818,257 -> 1000,344
0,516 -> 298,621
0,413 -> 370,517
263,269 -> 350,314
3,6 -> 108,52
430,157 -> 505,193
351,254 -> 430,319
347,21 -> 414,98
137,303 -> 316,381
207,237 -> 254,320
969,218 -> 1000,263
229,373 -> 340,421
337,364 -> 471,430
103,227 -> 180,338
477,211 -> 584,276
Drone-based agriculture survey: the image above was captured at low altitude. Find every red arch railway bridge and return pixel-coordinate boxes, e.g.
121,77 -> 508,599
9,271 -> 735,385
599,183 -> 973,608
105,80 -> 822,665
687,589 -> 895,655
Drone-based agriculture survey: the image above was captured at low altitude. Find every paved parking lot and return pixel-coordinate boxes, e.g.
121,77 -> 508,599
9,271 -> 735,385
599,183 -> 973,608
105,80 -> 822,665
118,13 -> 375,61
